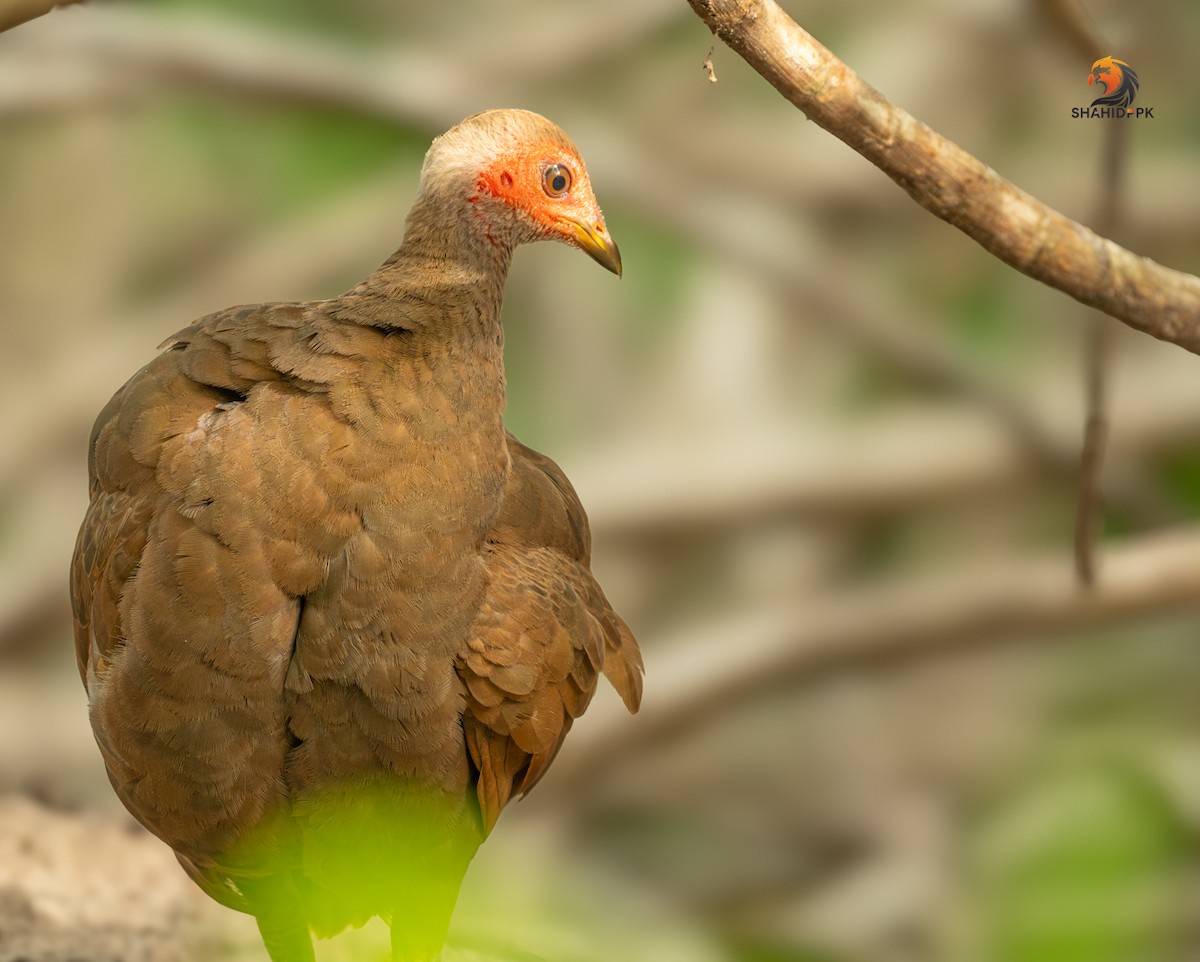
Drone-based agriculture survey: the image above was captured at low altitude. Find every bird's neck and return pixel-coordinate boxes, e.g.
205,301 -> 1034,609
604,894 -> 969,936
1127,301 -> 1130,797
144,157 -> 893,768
330,199 -> 512,503
349,198 -> 515,343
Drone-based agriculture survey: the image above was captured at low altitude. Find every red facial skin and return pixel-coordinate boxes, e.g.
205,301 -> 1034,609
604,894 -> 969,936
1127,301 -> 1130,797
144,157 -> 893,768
471,142 -> 621,275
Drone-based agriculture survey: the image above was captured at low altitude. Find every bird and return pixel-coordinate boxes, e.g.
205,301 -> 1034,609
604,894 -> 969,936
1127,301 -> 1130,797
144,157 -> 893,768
70,108 -> 643,962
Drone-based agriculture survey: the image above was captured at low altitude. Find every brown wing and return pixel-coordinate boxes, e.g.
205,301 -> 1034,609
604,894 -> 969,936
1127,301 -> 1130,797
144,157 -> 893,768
458,436 -> 643,833
71,487 -> 154,686
68,303 -> 353,865
70,342 -> 213,687
70,303 -> 296,691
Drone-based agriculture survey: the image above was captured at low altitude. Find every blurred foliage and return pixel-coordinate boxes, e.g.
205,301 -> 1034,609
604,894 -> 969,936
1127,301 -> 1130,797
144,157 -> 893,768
2,0 -> 1200,960
974,762 -> 1188,962
726,936 -> 840,962
152,0 -> 389,40
142,100 -> 424,220
129,97 -> 428,302
1156,447 -> 1200,518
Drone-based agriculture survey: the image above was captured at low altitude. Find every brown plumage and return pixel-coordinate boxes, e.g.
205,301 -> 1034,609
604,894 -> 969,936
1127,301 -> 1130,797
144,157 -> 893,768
69,108 -> 642,962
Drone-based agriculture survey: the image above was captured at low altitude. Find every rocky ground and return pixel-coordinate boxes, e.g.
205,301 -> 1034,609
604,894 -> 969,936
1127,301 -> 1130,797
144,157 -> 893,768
0,794 -> 264,962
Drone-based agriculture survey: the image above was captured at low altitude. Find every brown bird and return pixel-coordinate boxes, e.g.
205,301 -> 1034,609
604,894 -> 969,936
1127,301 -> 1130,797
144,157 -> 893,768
70,108 -> 642,962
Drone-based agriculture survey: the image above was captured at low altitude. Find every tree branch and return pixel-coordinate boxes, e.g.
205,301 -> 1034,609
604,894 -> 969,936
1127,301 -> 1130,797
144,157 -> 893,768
0,0 -> 84,35
554,525 -> 1200,791
0,2 -> 679,120
685,0 -> 1200,354
573,357 -> 1200,544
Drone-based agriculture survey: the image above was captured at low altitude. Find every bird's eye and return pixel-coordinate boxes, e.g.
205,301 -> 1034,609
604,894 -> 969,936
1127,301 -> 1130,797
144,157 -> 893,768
542,164 -> 572,197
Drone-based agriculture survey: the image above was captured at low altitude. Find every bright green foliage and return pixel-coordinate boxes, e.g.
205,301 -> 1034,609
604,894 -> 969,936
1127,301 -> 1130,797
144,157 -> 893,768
974,762 -> 1187,962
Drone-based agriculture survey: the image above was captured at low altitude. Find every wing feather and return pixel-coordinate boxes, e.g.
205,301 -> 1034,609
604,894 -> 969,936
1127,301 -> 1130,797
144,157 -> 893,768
458,438 -> 643,834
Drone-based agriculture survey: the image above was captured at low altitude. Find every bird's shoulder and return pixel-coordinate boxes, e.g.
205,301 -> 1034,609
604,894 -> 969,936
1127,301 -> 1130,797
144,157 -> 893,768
86,296 -> 407,492
489,434 -> 591,560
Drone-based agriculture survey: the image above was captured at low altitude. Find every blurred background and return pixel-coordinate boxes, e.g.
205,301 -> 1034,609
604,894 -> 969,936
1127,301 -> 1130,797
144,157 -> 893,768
2,0 -> 1200,959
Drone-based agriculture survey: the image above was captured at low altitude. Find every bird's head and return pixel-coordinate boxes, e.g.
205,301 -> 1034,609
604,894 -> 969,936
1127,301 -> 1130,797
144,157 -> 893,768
413,108 -> 621,276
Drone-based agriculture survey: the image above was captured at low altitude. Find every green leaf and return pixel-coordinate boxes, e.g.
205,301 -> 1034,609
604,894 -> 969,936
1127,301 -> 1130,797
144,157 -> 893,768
973,762 -> 1187,962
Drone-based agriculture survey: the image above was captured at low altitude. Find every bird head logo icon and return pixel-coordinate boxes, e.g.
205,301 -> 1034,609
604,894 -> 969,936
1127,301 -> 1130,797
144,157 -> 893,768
1088,57 -> 1140,109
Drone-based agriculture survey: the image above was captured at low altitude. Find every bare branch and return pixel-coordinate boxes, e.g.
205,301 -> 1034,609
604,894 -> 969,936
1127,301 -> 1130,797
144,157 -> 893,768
574,357 -> 1200,544
685,0 -> 1200,354
555,525 -> 1200,789
0,4 -> 448,123
0,2 -> 679,119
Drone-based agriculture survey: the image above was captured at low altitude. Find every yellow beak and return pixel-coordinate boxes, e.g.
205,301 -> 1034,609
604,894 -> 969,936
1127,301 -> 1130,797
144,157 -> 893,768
564,217 -> 622,277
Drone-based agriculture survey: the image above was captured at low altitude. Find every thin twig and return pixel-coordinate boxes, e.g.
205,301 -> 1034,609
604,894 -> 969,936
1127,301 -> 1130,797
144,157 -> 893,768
684,0 -> 1200,354
1039,0 -> 1106,61
1075,120 -> 1125,585
1040,0 -> 1125,587
1075,317 -> 1111,586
